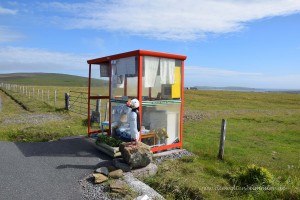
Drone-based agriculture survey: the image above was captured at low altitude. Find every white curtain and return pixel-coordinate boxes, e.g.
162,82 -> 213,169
160,58 -> 175,84
144,56 -> 159,87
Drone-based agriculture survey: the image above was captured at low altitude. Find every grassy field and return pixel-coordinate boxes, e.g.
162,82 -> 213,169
144,90 -> 300,199
0,74 -> 299,199
0,83 -> 110,142
0,85 -> 88,142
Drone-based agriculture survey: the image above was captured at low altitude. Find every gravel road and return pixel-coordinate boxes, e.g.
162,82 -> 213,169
0,136 -> 111,200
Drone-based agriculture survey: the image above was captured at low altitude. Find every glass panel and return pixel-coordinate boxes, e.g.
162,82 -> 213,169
127,77 -> 138,98
142,57 -> 182,100
110,101 -> 132,141
111,57 -> 138,100
141,103 -> 180,146
90,63 -> 109,96
90,99 -> 109,128
89,63 -> 110,133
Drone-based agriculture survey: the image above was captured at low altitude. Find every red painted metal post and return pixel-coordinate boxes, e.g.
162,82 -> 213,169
108,60 -> 112,136
138,55 -> 143,141
87,64 -> 92,136
180,60 -> 185,149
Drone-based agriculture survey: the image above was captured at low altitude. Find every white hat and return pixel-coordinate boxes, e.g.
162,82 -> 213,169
128,99 -> 140,109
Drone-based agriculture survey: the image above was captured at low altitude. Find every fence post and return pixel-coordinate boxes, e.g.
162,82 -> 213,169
37,89 -> 40,99
32,88 -> 34,98
65,93 -> 70,110
218,119 -> 227,160
47,90 -> 50,103
42,89 -> 44,101
95,99 -> 100,112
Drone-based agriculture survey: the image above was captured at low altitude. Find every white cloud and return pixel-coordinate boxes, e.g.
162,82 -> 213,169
0,46 -> 90,75
44,0 -> 300,40
0,6 -> 17,15
0,27 -> 24,42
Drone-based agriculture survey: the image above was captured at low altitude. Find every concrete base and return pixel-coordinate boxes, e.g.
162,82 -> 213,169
153,149 -> 186,157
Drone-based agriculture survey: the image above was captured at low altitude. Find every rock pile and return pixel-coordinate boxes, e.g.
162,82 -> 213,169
91,142 -> 156,199
119,142 -> 153,169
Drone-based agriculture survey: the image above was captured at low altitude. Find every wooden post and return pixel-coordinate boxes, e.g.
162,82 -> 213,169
47,90 -> 50,102
64,93 -> 70,110
218,119 -> 227,160
32,88 -> 34,97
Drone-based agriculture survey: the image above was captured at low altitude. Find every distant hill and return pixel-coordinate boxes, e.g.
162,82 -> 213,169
194,86 -> 300,93
0,73 -> 107,87
195,86 -> 261,92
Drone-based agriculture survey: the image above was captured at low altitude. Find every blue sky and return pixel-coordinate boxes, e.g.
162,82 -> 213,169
0,0 -> 300,89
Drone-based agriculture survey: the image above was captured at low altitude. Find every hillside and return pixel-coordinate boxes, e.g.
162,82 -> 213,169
195,85 -> 300,93
0,73 -> 107,87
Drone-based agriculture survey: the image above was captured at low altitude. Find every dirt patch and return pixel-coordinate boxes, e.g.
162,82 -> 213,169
184,111 -> 210,122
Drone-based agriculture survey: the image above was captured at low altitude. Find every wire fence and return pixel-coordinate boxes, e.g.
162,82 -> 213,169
66,91 -> 100,118
68,91 -> 89,116
0,82 -> 100,117
0,82 -> 58,107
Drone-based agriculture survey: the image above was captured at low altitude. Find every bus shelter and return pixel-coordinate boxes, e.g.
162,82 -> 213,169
87,50 -> 186,152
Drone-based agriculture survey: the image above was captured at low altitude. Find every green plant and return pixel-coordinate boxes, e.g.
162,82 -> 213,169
96,135 -> 122,147
236,165 -> 274,187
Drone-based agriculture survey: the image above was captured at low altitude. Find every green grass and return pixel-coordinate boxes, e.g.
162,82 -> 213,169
1,74 -> 300,199
0,86 -> 88,142
0,83 -> 110,142
144,90 -> 300,199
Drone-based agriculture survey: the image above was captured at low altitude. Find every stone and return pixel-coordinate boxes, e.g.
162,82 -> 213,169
136,195 -> 150,200
109,180 -> 128,194
113,158 -> 131,172
109,169 -> 123,179
130,163 -> 158,178
107,165 -> 117,172
93,173 -> 108,184
119,142 -> 153,169
95,167 -> 109,176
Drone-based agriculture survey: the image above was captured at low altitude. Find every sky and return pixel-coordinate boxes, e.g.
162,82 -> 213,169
0,0 -> 300,89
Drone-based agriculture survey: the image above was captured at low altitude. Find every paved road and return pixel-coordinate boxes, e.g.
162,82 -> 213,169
0,137 -> 110,200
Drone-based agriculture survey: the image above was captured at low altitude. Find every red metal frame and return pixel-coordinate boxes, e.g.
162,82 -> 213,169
87,50 -> 187,152
137,55 -> 143,142
87,50 -> 186,64
87,64 -> 92,136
